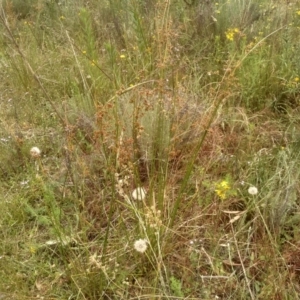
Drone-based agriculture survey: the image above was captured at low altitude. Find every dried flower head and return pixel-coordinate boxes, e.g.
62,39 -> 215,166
145,205 -> 162,228
248,186 -> 258,195
132,187 -> 146,201
30,147 -> 41,158
134,239 -> 148,253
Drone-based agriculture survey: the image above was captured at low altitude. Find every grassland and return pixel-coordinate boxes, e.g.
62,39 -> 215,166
0,0 -> 300,299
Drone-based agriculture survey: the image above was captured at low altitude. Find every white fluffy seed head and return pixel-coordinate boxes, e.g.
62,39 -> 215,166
248,186 -> 258,195
132,187 -> 146,201
134,239 -> 148,253
30,147 -> 41,158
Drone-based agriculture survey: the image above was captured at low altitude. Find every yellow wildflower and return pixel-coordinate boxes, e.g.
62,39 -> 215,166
296,10 -> 300,16
30,245 -> 37,254
215,180 -> 231,200
215,189 -> 226,200
220,180 -> 230,190
226,32 -> 234,41
225,28 -> 240,41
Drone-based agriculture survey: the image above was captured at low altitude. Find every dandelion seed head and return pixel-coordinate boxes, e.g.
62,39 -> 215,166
134,239 -> 148,253
20,180 -> 29,186
132,187 -> 146,201
30,147 -> 41,158
248,186 -> 258,195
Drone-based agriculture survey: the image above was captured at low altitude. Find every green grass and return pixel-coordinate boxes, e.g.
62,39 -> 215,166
0,0 -> 300,299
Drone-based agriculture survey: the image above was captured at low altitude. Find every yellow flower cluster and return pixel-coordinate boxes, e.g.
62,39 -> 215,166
285,77 -> 300,88
215,180 -> 230,200
225,28 -> 240,41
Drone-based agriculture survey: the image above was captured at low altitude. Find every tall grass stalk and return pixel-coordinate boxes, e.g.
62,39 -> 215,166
0,8 -> 65,125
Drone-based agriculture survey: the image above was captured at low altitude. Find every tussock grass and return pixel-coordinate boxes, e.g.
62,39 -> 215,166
0,0 -> 300,299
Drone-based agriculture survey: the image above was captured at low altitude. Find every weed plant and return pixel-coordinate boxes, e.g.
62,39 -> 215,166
0,0 -> 300,299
